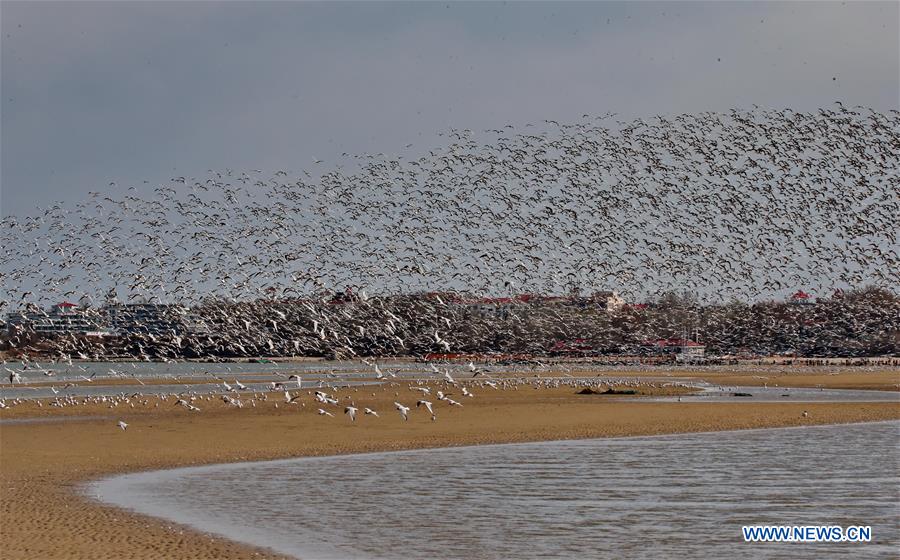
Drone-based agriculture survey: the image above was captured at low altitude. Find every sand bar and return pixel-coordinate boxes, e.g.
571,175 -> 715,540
1,381 -> 898,559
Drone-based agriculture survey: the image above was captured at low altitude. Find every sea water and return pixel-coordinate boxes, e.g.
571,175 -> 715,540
90,421 -> 900,559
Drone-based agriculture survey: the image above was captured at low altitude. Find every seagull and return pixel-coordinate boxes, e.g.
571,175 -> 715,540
315,391 -> 338,405
394,402 -> 410,421
434,330 -> 450,352
416,400 -> 434,415
222,395 -> 242,407
173,398 -> 201,411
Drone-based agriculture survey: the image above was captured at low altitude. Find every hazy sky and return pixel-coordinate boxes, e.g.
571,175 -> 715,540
2,1 -> 898,217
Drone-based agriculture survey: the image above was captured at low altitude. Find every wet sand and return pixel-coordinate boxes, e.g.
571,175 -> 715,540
548,367 -> 900,391
688,369 -> 899,391
671,369 -> 899,391
1,382 -> 898,559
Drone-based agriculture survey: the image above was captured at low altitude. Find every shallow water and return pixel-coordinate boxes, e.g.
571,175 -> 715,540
0,415 -> 111,425
91,421 -> 900,559
4,359 -> 898,402
4,359 -> 897,403
654,384 -> 900,403
0,379 -> 380,400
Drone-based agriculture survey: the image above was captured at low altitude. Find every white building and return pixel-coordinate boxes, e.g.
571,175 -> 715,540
592,290 -> 626,312
6,302 -> 104,335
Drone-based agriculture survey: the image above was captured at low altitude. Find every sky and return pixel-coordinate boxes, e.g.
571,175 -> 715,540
1,1 -> 898,218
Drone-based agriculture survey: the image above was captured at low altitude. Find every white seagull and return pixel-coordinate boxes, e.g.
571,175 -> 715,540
394,402 -> 410,421
416,400 -> 434,415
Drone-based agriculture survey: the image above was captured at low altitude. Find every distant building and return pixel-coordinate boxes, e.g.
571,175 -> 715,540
464,290 -> 625,318
105,303 -> 207,335
641,338 -> 706,363
326,288 -> 362,306
6,300 -> 209,338
592,290 -> 626,312
465,296 -> 523,319
549,338 -> 596,355
6,302 -> 104,335
789,290 -> 815,305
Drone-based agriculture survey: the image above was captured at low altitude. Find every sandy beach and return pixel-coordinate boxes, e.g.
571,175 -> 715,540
1,373 -> 898,559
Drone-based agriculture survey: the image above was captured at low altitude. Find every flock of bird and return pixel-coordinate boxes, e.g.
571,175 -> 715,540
0,104 -> 897,362
0,370 -> 695,430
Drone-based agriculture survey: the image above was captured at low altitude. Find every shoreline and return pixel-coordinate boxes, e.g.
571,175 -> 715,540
5,365 -> 898,393
9,373 -> 900,391
2,382 -> 899,559
87,417 -> 900,478
85,418 -> 900,560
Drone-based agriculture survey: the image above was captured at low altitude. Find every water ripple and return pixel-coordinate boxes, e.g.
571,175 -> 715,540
90,422 -> 900,559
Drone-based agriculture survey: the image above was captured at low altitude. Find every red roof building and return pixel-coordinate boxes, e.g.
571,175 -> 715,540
54,302 -> 79,315
789,290 -> 815,305
549,338 -> 595,354
642,338 -> 705,349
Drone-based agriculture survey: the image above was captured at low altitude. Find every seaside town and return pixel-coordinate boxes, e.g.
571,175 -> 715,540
3,286 -> 897,363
